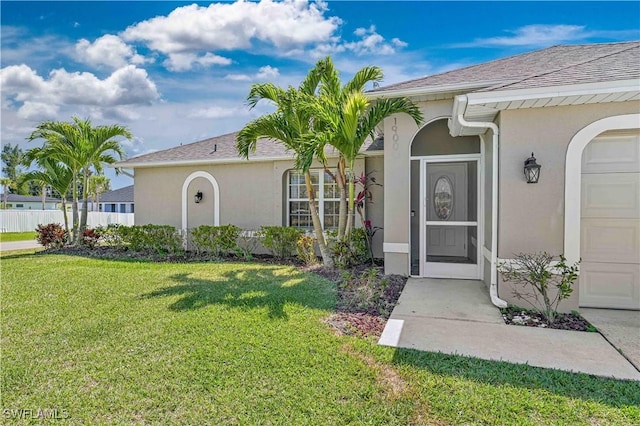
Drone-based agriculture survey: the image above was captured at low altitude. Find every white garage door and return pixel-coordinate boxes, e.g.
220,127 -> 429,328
580,130 -> 640,310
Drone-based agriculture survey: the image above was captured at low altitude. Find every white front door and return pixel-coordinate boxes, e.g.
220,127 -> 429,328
421,157 -> 480,279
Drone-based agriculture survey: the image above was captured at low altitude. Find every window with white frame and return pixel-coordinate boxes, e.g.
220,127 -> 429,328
287,170 -> 340,229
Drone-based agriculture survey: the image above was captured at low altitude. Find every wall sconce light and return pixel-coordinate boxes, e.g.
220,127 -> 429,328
523,152 -> 541,184
194,191 -> 203,203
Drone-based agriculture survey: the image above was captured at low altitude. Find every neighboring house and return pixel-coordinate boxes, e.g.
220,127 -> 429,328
0,193 -> 62,210
116,41 -> 640,312
96,185 -> 135,213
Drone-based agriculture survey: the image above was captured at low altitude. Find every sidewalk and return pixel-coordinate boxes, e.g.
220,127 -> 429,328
379,278 -> 640,381
0,240 -> 42,251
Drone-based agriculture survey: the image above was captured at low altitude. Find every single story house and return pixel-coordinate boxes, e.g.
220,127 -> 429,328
116,41 -> 639,312
0,193 -> 62,210
95,185 -> 135,213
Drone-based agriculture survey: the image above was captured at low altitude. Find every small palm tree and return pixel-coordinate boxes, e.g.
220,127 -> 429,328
308,58 -> 423,236
0,177 -> 11,209
88,175 -> 110,212
28,117 -> 130,244
21,159 -> 73,235
237,62 -> 335,267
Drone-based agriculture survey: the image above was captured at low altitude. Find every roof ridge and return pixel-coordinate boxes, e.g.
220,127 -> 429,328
479,42 -> 640,92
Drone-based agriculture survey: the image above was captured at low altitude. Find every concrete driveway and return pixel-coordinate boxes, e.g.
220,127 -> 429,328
379,278 -> 640,381
0,240 -> 42,251
581,308 -> 640,371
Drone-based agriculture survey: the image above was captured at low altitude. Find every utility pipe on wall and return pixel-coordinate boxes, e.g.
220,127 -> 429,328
452,96 -> 508,308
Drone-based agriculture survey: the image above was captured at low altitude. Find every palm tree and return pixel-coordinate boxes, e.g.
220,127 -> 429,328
309,58 -> 423,237
28,117 -> 130,244
21,159 -> 73,235
88,174 -> 110,212
0,177 -> 11,209
236,62 -> 335,268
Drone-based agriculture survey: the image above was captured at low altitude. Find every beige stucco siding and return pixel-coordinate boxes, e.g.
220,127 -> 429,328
383,100 -> 453,274
365,155 -> 385,258
497,101 -> 640,257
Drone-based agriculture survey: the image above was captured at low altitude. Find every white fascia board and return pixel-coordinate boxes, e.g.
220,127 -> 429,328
111,155 -> 295,169
466,79 -> 640,106
365,80 -> 506,100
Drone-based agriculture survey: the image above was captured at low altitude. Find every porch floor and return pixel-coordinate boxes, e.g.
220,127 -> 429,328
379,278 -> 640,381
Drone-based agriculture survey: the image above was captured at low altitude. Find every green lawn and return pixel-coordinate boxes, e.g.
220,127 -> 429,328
0,232 -> 36,242
2,253 -> 639,425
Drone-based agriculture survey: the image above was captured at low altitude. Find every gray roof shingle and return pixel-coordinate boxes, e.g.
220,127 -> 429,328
371,41 -> 639,94
100,185 -> 134,203
118,131 -> 381,166
0,194 -> 61,202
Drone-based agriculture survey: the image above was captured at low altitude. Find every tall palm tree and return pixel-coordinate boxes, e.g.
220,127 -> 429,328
28,117 -> 130,244
21,159 -> 73,235
309,58 -> 423,237
237,62 -> 335,268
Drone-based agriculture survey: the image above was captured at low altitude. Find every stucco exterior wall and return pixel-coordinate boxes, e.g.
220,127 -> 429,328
133,156 -> 375,248
496,100 -> 640,310
383,100 -> 453,275
365,155 -> 385,258
498,101 -> 640,255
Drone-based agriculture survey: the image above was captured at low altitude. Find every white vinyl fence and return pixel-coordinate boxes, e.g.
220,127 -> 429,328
0,210 -> 134,233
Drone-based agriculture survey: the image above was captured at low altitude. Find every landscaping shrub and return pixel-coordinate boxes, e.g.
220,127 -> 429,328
123,225 -> 183,254
81,227 -> 103,248
237,230 -> 260,260
190,225 -> 241,257
296,234 -> 318,266
330,228 -> 369,269
339,268 -> 392,316
257,226 -> 302,259
100,223 -> 130,248
35,223 -> 68,249
499,252 -> 580,324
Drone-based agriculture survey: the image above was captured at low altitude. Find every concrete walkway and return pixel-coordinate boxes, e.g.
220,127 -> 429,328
379,278 -> 640,381
581,308 -> 640,371
0,240 -> 42,251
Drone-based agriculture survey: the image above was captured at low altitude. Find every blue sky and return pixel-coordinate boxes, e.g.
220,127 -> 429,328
2,1 -> 639,189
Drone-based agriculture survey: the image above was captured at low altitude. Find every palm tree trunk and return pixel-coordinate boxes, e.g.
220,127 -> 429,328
41,186 -> 46,210
79,171 -> 90,242
336,157 -> 348,238
305,171 -> 334,268
72,172 -> 79,244
61,200 -> 70,238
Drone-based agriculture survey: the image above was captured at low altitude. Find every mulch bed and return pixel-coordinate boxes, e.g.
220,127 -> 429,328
501,306 -> 596,332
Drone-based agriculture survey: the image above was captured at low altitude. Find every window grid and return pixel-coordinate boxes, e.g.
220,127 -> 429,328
287,170 -> 340,230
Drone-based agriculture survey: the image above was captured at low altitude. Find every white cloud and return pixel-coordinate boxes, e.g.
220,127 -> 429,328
225,65 -> 280,81
122,0 -> 341,62
453,24 -> 630,48
163,52 -> 232,72
187,105 -> 250,119
311,25 -> 407,57
17,101 -> 59,120
1,64 -> 160,107
75,34 -> 147,69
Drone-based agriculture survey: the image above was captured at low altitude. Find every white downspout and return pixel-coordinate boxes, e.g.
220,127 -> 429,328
453,97 -> 508,308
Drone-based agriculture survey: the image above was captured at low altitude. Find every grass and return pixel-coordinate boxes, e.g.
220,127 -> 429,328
2,253 -> 639,425
0,231 -> 36,242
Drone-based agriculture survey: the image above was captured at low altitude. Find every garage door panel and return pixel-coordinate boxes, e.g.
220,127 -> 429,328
582,133 -> 640,173
581,219 -> 640,263
581,173 -> 640,218
579,263 -> 640,310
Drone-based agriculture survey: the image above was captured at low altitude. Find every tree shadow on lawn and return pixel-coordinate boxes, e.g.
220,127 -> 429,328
139,267 -> 335,320
391,347 -> 640,409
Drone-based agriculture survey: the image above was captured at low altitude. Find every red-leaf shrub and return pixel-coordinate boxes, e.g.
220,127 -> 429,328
35,223 -> 68,249
82,228 -> 103,248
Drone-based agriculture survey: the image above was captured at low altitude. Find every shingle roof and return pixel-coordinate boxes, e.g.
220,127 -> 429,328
100,185 -> 134,203
371,41 -> 640,94
118,131 -> 381,166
